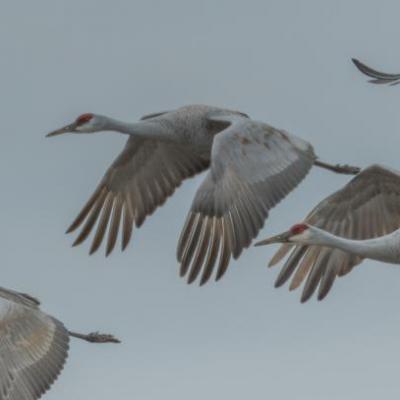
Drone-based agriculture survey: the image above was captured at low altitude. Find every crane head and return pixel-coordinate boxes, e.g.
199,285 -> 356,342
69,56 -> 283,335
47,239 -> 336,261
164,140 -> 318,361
47,113 -> 101,137
254,223 -> 310,246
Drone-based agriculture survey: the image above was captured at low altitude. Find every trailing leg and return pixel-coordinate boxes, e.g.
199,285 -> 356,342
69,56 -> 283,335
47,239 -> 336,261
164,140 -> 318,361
68,330 -> 121,343
314,159 -> 360,175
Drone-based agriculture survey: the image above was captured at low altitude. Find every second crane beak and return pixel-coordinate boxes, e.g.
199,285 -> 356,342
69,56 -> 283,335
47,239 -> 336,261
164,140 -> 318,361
46,122 -> 78,138
254,230 -> 292,246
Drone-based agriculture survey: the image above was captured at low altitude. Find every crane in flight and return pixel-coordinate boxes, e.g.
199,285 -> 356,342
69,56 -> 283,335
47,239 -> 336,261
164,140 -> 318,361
47,104 -> 359,285
255,165 -> 400,302
0,286 -> 119,400
352,58 -> 400,85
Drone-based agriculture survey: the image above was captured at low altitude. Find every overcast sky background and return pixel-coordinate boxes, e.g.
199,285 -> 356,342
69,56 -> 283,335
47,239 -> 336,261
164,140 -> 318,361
2,1 -> 400,399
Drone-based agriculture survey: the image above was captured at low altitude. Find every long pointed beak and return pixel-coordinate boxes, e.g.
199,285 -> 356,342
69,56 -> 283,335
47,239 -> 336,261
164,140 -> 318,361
46,122 -> 77,138
254,230 -> 292,247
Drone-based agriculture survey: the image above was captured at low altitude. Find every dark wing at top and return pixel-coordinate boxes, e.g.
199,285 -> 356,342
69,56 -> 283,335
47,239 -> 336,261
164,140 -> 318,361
177,117 -> 316,285
140,111 -> 171,120
352,58 -> 400,85
0,290 -> 69,400
67,137 -> 209,255
270,164 -> 400,302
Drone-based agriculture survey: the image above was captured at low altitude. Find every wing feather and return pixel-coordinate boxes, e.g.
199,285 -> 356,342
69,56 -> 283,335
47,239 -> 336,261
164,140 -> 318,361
178,118 -> 315,283
352,58 -> 400,85
68,137 -> 209,255
0,291 -> 69,400
270,164 -> 400,301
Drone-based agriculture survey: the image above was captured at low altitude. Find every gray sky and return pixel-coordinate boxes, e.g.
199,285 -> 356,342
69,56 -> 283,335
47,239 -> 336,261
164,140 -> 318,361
1,0 -> 400,399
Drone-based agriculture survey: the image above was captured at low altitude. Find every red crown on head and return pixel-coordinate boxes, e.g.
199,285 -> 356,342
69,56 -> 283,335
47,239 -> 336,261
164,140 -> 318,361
290,223 -> 308,235
76,113 -> 93,125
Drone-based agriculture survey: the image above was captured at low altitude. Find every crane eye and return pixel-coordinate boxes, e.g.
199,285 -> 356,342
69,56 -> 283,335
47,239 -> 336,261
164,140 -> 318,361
290,223 -> 308,235
76,113 -> 93,125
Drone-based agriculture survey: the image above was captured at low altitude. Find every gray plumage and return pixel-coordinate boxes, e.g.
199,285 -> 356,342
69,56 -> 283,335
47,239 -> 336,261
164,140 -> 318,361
0,287 -> 69,400
177,116 -> 315,284
48,104 -> 358,283
267,165 -> 400,302
0,287 -> 119,400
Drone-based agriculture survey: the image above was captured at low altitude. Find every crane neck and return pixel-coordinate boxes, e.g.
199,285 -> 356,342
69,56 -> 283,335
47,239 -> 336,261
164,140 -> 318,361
306,226 -> 399,263
103,117 -> 172,141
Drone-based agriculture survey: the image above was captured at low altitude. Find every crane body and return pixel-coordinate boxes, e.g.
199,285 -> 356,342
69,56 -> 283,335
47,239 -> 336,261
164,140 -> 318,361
48,104 -> 360,284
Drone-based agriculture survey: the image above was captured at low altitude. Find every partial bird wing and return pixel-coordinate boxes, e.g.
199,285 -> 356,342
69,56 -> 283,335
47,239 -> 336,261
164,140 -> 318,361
177,117 -> 316,285
0,292 -> 69,400
270,164 -> 400,302
0,287 -> 40,308
140,111 -> 171,120
67,137 -> 209,255
352,58 -> 400,85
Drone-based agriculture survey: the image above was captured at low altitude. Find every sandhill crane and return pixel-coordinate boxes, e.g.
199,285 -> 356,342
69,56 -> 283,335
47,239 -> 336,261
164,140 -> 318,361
0,286 -> 119,400
352,58 -> 400,85
255,164 -> 400,302
47,104 -> 359,285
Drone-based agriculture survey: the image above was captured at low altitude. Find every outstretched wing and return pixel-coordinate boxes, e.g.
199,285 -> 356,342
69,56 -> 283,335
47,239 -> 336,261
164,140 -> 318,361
0,294 -> 69,400
352,58 -> 400,85
270,164 -> 400,302
67,137 -> 209,255
177,117 -> 316,285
